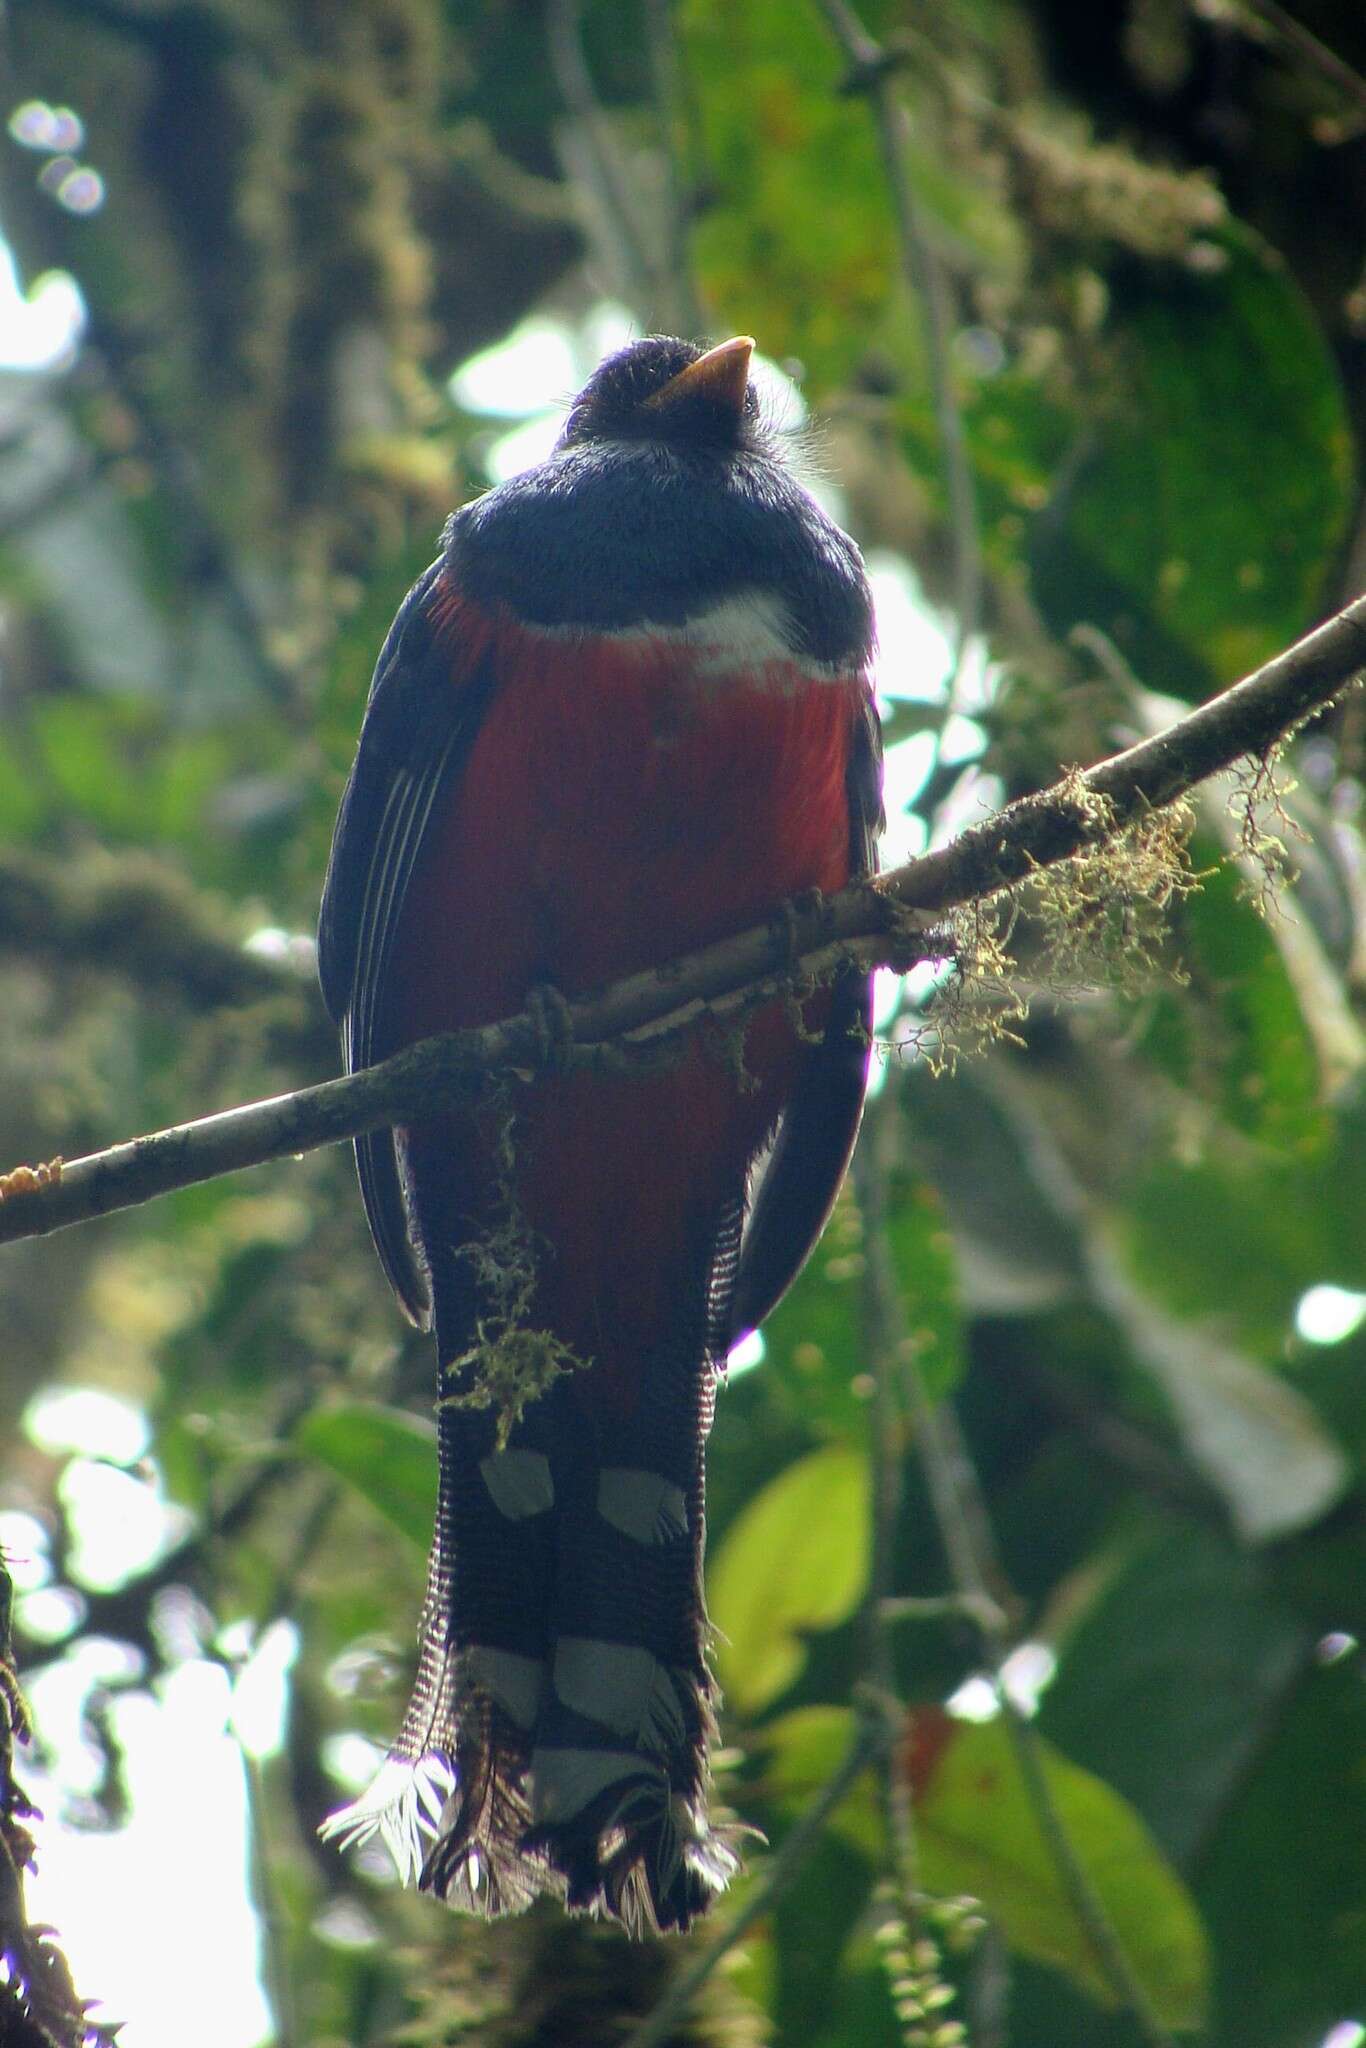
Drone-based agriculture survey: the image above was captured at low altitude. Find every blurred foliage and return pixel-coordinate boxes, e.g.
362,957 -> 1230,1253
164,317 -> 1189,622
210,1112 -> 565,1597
0,1 -> 1364,2045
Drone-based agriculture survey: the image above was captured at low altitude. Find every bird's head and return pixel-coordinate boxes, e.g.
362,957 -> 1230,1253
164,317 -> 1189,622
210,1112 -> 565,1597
557,336 -> 760,455
450,330 -> 870,663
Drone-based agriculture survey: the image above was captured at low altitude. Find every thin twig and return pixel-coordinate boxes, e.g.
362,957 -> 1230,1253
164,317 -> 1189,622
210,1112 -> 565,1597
446,119 -> 580,223
548,0 -> 659,316
815,0 -> 984,673
861,1084 -> 1179,2048
880,1591 -> 1008,1630
1239,0 -> 1366,123
855,1135 -> 925,1930
84,319 -> 303,719
644,0 -> 706,338
1,590 -> 1363,1245
619,1706 -> 888,2048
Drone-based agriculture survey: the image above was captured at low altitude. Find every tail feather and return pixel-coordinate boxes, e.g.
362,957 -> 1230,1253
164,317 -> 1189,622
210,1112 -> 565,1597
324,1203 -> 746,1934
318,1749 -> 454,1887
323,1283 -> 561,1916
516,1218 -> 734,1932
419,1697 -> 556,1917
526,1760 -> 741,1933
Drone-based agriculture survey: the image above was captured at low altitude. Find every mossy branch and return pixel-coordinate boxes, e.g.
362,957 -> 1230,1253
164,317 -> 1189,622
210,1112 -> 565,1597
0,847 -> 321,1017
1,590 -> 1363,1247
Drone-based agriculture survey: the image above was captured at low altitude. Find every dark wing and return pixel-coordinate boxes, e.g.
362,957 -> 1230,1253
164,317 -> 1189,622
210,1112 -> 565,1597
318,559 -> 498,1329
728,682 -> 884,1343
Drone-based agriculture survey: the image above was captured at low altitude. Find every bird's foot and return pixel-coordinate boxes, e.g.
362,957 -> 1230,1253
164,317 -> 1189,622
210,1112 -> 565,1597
524,982 -> 576,1072
770,887 -> 823,968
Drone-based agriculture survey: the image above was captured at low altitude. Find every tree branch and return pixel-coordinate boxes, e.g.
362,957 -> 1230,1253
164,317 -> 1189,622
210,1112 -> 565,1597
815,0 -> 984,668
645,0 -> 707,339
1241,0 -> 1366,126
1,590 -> 1362,1247
0,847 -> 321,1017
547,0 -> 660,317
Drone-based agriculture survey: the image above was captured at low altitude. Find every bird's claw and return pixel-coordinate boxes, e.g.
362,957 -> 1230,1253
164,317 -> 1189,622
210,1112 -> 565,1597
770,888 -> 823,968
524,983 -> 576,1071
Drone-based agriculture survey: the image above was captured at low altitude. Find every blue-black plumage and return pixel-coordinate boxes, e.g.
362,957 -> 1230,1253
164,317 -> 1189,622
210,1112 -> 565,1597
318,335 -> 883,1931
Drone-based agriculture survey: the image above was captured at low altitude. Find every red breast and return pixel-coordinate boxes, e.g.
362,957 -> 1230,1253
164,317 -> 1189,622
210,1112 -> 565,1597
389,589 -> 860,1405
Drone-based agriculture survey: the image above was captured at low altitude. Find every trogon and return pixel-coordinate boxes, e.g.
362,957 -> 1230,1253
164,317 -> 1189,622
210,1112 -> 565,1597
317,335 -> 883,1933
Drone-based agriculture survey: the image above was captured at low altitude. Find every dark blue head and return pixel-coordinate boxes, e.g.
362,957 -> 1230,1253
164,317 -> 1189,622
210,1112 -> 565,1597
557,335 -> 764,455
447,335 -> 874,669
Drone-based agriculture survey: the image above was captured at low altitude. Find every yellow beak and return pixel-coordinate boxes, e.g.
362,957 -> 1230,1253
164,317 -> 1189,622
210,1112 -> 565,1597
644,335 -> 755,420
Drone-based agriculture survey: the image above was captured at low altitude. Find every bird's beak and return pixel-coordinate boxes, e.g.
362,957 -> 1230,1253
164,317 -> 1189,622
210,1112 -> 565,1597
646,335 -> 755,422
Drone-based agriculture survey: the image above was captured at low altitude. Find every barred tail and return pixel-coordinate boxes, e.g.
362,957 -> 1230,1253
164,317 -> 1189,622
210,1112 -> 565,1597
322,1358 -> 561,1918
324,1206 -> 746,1933
521,1215 -> 744,1932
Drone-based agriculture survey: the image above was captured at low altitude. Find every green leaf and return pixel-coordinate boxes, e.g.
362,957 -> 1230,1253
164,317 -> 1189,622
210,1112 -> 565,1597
1200,1655 -> 1366,2046
1135,1310 -> 1347,1542
708,1443 -> 871,1714
755,1187 -> 874,1441
1140,854 -> 1328,1148
296,1401 -> 437,1551
902,1064 -> 1084,1317
1121,1143 -> 1328,1363
754,1700 -> 1209,2027
916,1717 -> 1209,2028
1039,1525 -> 1310,1866
682,0 -> 892,389
757,1704 -> 881,1858
1032,228 -> 1353,694
883,1173 -> 968,1405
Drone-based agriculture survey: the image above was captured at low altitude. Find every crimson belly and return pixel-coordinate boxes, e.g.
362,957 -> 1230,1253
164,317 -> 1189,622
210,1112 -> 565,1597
388,611 -> 857,1399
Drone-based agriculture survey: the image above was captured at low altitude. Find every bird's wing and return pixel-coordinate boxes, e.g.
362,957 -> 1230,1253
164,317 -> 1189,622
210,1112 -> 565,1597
728,682 -> 884,1344
318,560 -> 498,1328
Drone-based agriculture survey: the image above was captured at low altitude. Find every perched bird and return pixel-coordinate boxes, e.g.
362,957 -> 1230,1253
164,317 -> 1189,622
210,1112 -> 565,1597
317,334 -> 882,1933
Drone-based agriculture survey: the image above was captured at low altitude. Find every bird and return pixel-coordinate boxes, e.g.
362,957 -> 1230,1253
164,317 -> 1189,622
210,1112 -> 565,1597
316,333 -> 882,1933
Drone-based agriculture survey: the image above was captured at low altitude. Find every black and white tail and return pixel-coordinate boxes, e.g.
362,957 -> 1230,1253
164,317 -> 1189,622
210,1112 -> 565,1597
321,1213 -> 744,1933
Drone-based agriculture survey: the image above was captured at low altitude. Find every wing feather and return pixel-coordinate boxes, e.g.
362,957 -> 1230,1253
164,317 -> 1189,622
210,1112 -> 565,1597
728,682 -> 884,1343
318,561 -> 497,1328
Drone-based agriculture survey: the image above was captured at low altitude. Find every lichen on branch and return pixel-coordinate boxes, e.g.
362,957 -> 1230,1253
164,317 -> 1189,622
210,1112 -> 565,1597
0,590 -> 1362,1247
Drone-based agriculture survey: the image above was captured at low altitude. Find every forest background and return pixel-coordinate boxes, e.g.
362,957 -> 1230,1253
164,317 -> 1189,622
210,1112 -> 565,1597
0,3 -> 1364,2046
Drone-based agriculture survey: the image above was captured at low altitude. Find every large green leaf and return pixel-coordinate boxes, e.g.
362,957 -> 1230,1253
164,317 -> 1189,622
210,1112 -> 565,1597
1039,1524 -> 1310,1865
296,1401 -> 437,1552
1032,228 -> 1353,694
1121,1144 -> 1328,1363
917,1716 -> 1209,2027
1200,1654 -> 1366,2047
709,1443 -> 871,1715
758,1701 -> 1209,2027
